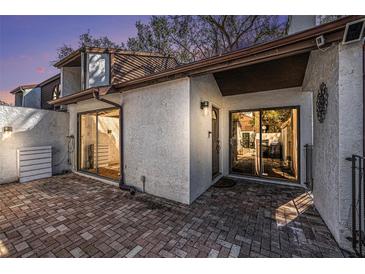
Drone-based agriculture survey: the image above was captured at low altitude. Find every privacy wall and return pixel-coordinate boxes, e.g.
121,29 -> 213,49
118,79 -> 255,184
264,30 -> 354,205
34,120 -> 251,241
0,106 -> 70,184
302,42 -> 364,250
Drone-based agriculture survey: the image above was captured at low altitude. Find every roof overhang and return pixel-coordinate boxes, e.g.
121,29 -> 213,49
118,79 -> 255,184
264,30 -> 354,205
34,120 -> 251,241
214,52 -> 310,95
37,74 -> 60,87
53,47 -> 167,68
49,16 -> 364,106
10,84 -> 37,94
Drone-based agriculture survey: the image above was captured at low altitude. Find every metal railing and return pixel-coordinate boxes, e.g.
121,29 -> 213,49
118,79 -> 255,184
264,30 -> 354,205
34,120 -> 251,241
304,144 -> 313,191
347,155 -> 365,257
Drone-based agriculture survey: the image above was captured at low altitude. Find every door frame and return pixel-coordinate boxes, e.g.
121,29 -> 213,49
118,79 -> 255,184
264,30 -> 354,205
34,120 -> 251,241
228,105 -> 301,184
77,107 -> 121,182
212,106 -> 220,179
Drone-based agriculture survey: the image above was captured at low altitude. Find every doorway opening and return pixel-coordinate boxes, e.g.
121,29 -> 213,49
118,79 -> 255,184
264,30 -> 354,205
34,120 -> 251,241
230,106 -> 299,183
78,108 -> 121,181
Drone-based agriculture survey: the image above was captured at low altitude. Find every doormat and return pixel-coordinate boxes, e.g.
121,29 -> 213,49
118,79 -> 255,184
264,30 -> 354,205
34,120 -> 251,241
214,177 -> 236,188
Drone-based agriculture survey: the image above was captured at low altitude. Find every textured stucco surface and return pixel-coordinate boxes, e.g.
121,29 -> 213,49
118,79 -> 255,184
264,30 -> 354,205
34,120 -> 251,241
0,106 -> 70,184
288,16 -> 316,35
189,74 -> 223,203
302,45 -> 340,242
302,42 -> 364,250
222,87 -> 313,185
188,75 -> 312,203
338,42 -> 363,247
68,78 -> 191,204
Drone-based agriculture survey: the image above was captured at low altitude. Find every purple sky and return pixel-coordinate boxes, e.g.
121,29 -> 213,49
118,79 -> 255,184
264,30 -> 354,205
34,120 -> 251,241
0,15 -> 149,104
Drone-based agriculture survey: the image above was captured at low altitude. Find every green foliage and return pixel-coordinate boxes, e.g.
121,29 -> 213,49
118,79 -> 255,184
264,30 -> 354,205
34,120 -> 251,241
261,109 -> 292,132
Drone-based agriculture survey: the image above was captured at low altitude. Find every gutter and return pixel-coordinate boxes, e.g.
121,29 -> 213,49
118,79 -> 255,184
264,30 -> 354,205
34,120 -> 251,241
49,16 -> 364,107
92,89 -> 136,195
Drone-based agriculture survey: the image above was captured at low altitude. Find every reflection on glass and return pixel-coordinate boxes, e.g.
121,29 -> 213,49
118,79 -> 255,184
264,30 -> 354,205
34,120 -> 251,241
97,109 -> 120,180
80,112 -> 97,174
79,109 -> 120,181
261,108 -> 298,181
230,107 -> 298,183
231,111 -> 260,176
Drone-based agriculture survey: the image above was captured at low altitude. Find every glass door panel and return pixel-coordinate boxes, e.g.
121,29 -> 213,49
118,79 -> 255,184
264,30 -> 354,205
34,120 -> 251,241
80,112 -> 97,174
97,109 -> 121,180
79,108 -> 121,181
261,108 -> 298,181
231,111 -> 260,176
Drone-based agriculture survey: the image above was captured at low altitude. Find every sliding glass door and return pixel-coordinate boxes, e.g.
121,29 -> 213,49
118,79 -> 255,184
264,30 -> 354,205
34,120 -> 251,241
79,108 -> 120,181
230,107 -> 299,183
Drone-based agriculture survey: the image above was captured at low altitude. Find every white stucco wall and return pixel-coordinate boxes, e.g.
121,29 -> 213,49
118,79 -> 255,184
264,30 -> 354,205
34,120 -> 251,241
338,42 -> 363,248
189,74 -> 313,203
61,67 -> 81,97
302,45 -> 341,242
302,42 -> 364,250
189,74 -> 223,202
68,78 -> 191,204
222,88 -> 313,185
23,87 -> 41,109
288,16 -> 316,35
0,105 -> 70,184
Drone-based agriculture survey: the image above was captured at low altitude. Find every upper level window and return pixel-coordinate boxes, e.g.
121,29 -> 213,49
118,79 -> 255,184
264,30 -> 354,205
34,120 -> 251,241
53,84 -> 60,100
86,53 -> 110,89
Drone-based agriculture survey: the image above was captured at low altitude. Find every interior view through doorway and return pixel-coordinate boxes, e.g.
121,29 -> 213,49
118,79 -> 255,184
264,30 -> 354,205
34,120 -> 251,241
78,108 -> 121,181
230,106 -> 299,183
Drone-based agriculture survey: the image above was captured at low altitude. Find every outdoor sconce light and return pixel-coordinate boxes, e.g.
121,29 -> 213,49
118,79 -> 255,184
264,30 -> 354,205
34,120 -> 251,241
200,101 -> 209,110
200,100 -> 209,117
3,126 -> 12,133
2,126 -> 13,141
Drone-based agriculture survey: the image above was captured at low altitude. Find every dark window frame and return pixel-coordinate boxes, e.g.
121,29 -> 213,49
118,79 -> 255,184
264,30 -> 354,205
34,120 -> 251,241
229,105 -> 301,184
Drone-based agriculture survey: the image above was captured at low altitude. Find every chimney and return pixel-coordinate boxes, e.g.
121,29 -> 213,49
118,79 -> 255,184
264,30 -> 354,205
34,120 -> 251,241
288,16 -> 316,35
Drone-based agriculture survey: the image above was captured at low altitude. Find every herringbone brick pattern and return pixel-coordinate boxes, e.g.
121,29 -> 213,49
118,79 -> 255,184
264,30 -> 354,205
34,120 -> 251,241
0,174 -> 343,258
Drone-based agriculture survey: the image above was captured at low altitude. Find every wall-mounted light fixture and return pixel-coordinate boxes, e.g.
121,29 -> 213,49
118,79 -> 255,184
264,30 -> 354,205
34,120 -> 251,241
200,101 -> 209,110
3,126 -> 12,133
2,126 -> 13,141
200,100 -> 209,117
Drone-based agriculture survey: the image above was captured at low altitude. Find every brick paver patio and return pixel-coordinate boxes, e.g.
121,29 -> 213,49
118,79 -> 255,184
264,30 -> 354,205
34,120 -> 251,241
0,174 -> 343,258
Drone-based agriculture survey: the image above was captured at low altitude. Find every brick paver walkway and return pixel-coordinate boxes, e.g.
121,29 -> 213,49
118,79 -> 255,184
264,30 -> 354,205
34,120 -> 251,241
0,174 -> 343,258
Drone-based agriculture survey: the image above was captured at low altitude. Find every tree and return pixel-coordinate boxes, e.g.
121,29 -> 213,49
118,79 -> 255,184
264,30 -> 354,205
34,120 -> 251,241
127,16 -> 288,63
0,100 -> 10,106
56,30 -> 125,61
55,16 -> 288,63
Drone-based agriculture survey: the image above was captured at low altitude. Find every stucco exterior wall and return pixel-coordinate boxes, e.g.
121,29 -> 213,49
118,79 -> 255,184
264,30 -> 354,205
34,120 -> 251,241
189,74 -> 223,202
302,45 -> 341,241
0,106 -> 70,184
61,67 -> 81,97
189,74 -> 313,203
222,87 -> 313,185
338,42 -> 363,247
302,42 -> 364,250
68,78 -> 191,204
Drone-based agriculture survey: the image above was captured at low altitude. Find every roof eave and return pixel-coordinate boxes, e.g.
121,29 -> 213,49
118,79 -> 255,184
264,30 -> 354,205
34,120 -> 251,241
49,15 -> 364,106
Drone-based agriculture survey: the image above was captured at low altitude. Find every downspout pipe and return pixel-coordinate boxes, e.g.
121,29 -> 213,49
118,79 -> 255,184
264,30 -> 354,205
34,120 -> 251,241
92,89 -> 136,195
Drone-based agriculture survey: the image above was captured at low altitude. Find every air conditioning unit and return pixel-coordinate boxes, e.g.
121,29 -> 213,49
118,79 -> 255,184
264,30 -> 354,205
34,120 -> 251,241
343,19 -> 365,45
17,146 -> 52,183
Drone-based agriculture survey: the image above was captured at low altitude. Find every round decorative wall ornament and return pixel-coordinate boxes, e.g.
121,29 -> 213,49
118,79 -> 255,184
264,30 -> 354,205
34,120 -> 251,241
316,82 -> 328,123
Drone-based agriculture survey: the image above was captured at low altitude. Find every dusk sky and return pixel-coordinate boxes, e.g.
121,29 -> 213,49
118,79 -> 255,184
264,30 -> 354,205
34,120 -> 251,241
0,15 -> 149,104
